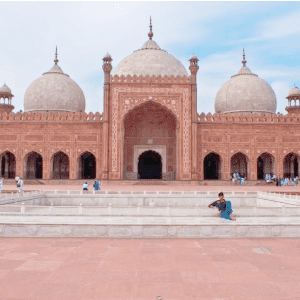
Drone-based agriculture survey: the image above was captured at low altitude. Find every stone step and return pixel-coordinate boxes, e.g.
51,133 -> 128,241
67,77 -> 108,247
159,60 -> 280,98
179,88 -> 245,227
0,215 -> 300,238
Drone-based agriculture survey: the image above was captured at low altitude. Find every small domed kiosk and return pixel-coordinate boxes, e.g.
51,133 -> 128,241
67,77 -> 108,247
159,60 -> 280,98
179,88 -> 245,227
286,85 -> 300,114
0,83 -> 14,113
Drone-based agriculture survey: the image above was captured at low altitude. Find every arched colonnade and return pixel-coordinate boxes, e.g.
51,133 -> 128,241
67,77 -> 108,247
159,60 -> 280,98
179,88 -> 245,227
203,151 -> 296,180
0,150 -> 97,180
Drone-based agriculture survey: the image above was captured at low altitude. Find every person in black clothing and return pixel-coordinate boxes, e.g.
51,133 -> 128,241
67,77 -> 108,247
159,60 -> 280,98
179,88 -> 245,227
208,192 -> 236,220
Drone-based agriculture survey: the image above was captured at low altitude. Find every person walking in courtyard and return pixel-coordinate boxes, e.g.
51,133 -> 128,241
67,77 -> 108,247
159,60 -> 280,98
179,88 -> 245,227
0,177 -> 3,194
93,180 -> 100,191
82,182 -> 89,191
16,177 -> 24,193
208,192 -> 236,221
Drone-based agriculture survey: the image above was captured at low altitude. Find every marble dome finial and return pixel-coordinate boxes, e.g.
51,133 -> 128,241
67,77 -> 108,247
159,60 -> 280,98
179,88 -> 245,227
54,46 -> 59,65
148,16 -> 153,40
242,48 -> 246,67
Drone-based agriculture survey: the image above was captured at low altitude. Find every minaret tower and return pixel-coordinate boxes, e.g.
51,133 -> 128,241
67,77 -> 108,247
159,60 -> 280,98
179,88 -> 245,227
189,53 -> 199,180
102,52 -> 113,180
0,83 -> 14,113
286,85 -> 300,114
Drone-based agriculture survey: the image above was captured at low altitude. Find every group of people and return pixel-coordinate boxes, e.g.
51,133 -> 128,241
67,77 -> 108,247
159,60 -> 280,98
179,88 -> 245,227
230,172 -> 246,185
82,180 -> 101,191
264,173 -> 299,186
278,176 -> 299,186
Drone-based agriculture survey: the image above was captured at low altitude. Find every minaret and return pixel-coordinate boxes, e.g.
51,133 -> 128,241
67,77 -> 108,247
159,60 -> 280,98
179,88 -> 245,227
286,85 -> 300,114
102,52 -> 113,180
189,54 -> 199,180
0,83 -> 14,113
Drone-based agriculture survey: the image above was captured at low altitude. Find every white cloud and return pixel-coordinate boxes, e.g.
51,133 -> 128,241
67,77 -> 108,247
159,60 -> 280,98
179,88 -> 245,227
231,10 -> 300,44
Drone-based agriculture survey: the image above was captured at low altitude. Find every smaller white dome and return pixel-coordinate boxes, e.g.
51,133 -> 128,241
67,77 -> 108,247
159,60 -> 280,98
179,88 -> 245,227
215,51 -> 277,114
288,86 -> 300,97
24,55 -> 85,113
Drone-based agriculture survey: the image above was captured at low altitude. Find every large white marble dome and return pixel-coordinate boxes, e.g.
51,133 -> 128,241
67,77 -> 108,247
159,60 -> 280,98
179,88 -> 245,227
113,30 -> 188,77
24,54 -> 85,113
215,53 -> 277,114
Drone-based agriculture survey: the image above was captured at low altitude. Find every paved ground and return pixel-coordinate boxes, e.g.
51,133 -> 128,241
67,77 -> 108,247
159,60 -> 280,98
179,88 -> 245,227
0,238 -> 299,299
2,184 -> 300,193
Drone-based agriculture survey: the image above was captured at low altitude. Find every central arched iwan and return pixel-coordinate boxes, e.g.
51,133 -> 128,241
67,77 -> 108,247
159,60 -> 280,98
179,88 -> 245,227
123,101 -> 177,180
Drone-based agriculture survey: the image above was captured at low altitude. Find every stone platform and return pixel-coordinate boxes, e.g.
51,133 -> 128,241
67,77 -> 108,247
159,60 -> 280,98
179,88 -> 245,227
1,191 -> 300,238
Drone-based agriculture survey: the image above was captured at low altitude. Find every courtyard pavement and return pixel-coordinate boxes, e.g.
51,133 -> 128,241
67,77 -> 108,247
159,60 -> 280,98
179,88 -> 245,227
0,237 -> 300,299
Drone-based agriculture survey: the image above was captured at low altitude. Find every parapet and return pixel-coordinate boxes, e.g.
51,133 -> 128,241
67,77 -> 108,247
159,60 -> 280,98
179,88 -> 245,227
197,112 -> 300,124
0,111 -> 103,122
111,74 -> 191,84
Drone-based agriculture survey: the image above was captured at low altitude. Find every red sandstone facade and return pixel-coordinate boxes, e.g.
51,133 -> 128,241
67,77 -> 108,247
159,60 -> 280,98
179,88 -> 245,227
1,82 -> 300,182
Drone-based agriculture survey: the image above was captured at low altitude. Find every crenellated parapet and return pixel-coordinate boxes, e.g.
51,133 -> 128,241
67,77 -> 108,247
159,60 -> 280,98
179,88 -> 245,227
0,111 -> 103,122
110,74 -> 191,85
197,112 -> 300,124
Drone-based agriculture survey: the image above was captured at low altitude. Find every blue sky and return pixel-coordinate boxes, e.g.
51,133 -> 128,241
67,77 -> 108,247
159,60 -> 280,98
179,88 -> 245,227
0,1 -> 300,114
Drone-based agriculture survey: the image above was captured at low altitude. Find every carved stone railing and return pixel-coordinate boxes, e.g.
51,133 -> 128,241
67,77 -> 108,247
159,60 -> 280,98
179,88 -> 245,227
111,74 -> 191,85
0,111 -> 103,122
197,112 -> 300,124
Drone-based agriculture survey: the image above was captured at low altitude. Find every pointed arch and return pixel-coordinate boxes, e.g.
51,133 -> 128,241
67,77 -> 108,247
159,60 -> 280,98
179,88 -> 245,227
231,152 -> 249,179
78,151 -> 96,179
123,100 -> 177,180
257,152 -> 275,180
283,152 -> 299,178
51,151 -> 69,179
138,150 -> 162,179
24,151 -> 43,179
0,151 -> 16,178
204,151 -> 222,180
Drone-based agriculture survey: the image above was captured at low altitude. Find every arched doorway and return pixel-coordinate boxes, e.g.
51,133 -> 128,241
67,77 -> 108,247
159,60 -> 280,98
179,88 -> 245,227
257,152 -> 274,179
24,152 -> 43,179
52,151 -> 69,179
123,101 -> 177,180
138,150 -> 162,179
79,152 -> 96,179
283,153 -> 299,178
204,152 -> 221,180
231,152 -> 248,179
0,151 -> 16,178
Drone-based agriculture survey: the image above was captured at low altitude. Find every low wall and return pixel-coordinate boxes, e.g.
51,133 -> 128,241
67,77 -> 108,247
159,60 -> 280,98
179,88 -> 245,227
42,191 -> 257,207
1,223 -> 300,238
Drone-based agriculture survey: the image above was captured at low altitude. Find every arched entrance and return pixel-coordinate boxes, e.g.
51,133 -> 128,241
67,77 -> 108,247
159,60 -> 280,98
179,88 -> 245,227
231,152 -> 248,178
204,152 -> 221,180
257,152 -> 274,179
52,151 -> 69,179
283,153 -> 299,178
0,151 -> 16,178
123,101 -> 177,180
24,151 -> 43,179
79,152 -> 96,179
138,150 -> 162,179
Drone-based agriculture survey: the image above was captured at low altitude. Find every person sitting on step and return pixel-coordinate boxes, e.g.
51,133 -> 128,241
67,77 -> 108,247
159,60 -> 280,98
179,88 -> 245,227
208,192 -> 236,221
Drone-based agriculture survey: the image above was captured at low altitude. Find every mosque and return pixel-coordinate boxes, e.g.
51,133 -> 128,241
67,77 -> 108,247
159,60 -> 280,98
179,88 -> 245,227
0,20 -> 300,183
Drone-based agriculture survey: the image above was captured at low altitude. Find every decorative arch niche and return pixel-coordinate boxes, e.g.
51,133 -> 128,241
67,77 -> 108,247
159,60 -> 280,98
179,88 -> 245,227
123,100 -> 177,180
